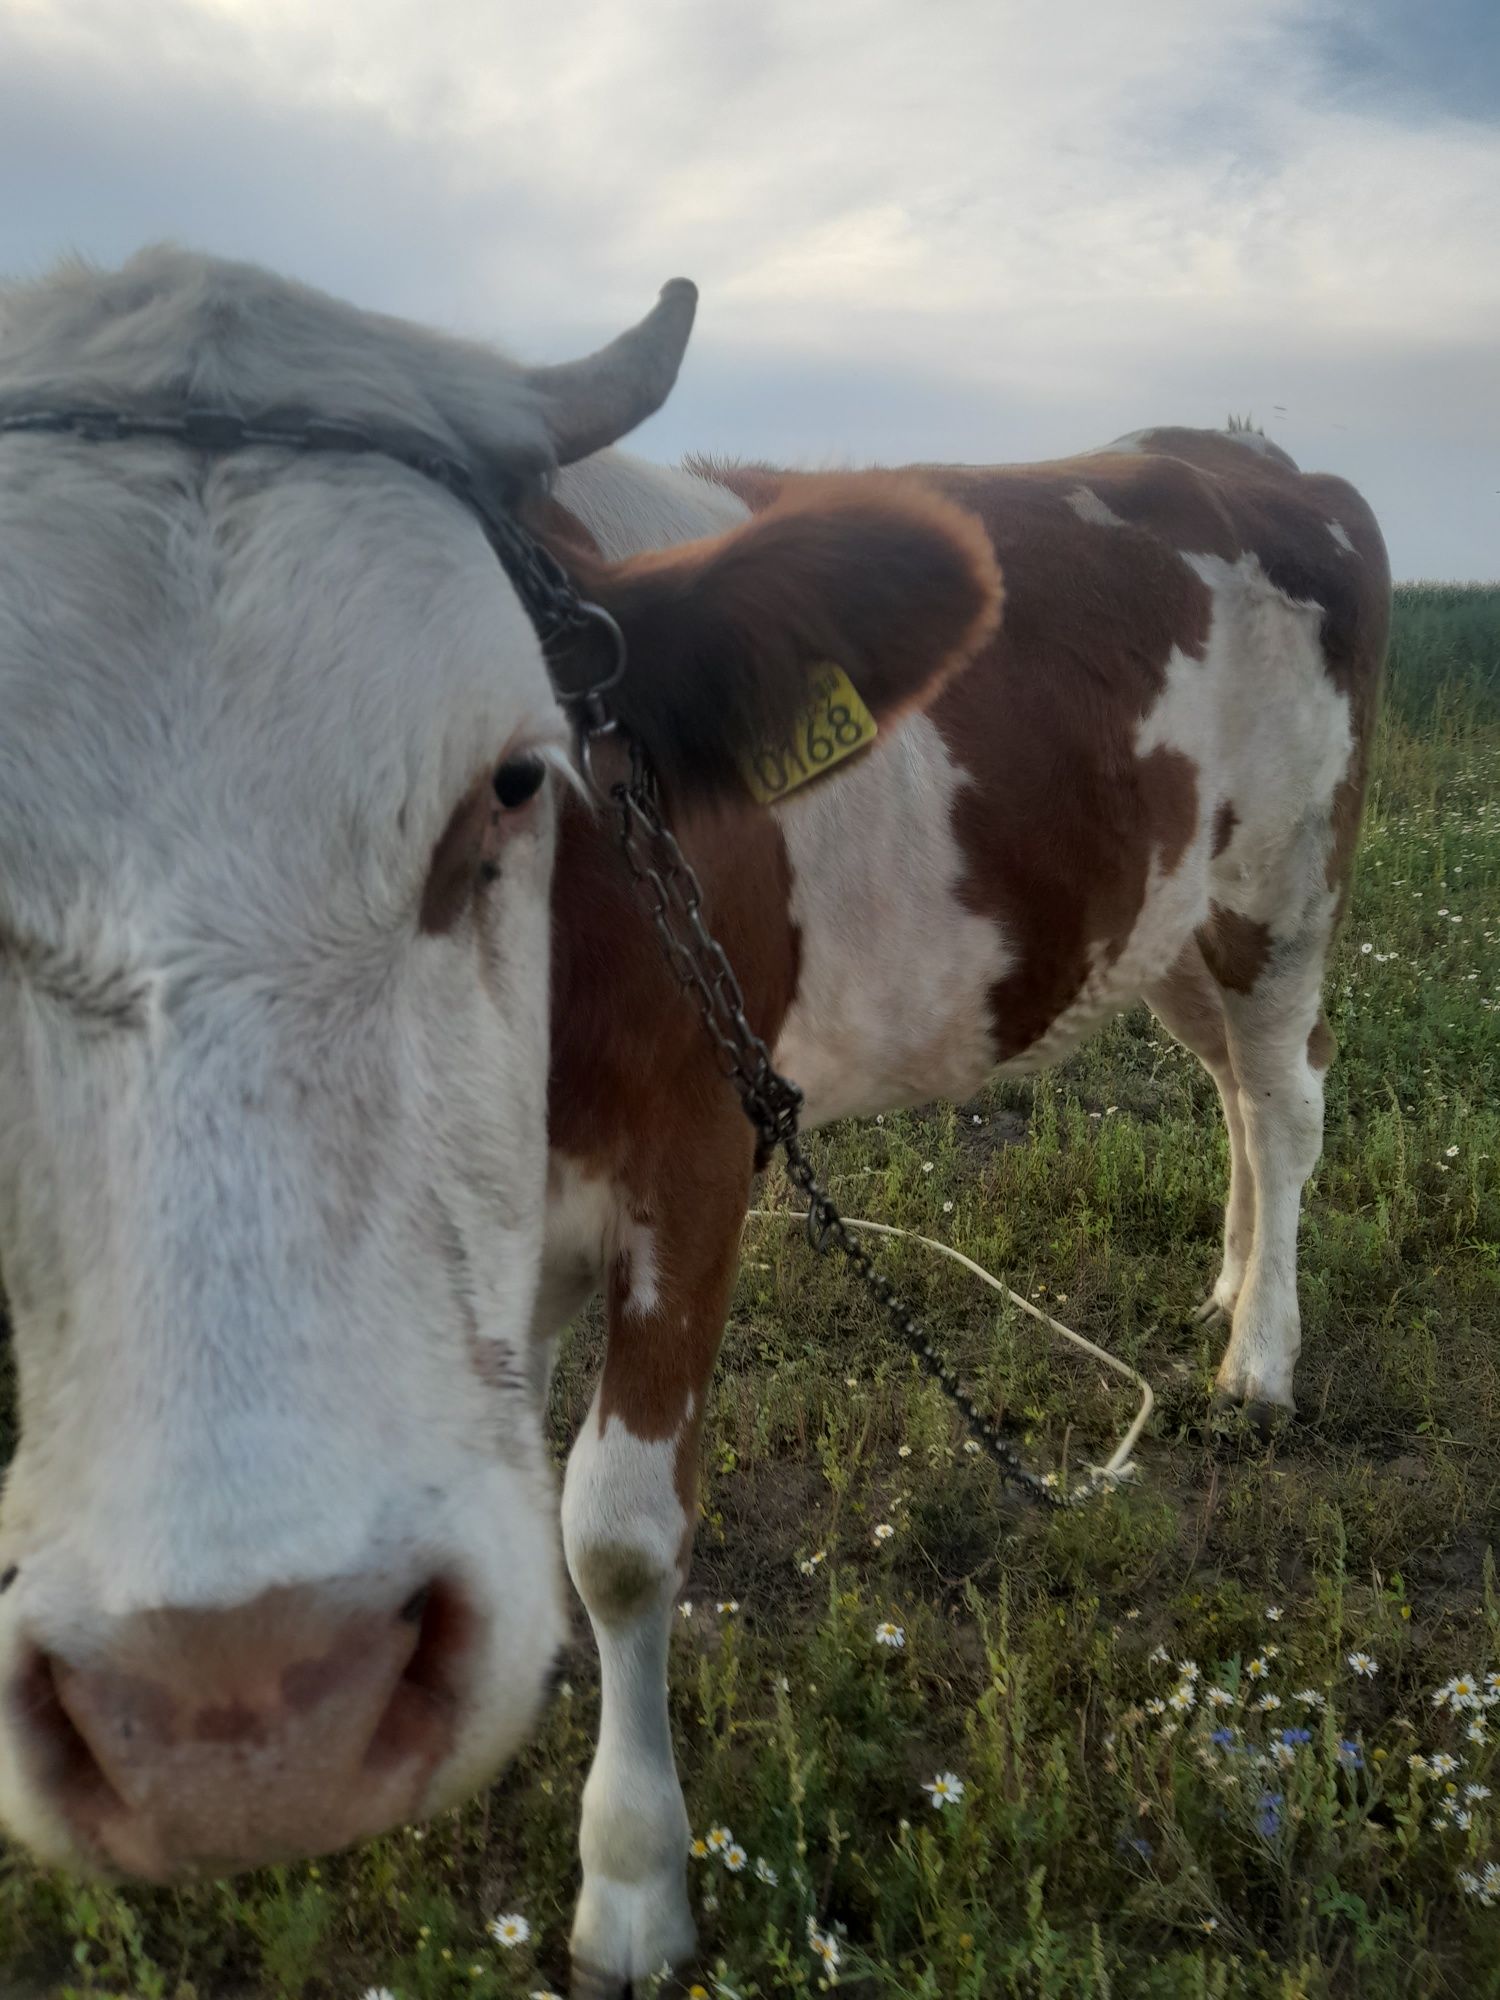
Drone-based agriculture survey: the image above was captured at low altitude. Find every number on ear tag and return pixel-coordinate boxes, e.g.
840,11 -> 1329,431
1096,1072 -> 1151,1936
738,663 -> 879,805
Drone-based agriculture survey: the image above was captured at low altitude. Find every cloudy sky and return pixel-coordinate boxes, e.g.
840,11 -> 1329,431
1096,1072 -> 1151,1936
3,0 -> 1497,577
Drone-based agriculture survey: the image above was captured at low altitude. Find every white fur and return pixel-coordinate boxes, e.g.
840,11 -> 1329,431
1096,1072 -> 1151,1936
555,450 -> 747,558
562,1399 -> 698,1980
773,714 -> 1014,1122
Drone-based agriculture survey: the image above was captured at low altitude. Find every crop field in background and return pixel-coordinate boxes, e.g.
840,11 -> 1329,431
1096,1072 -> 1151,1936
2,586 -> 1498,1999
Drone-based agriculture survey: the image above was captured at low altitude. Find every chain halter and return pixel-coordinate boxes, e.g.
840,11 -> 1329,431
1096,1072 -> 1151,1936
1,401 -> 1072,1507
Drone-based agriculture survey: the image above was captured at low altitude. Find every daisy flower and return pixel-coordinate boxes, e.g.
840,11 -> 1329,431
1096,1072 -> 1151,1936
1294,1689 -> 1327,1709
873,1523 -> 895,1543
488,1914 -> 530,1948
724,1843 -> 748,1872
963,1438 -> 982,1455
706,1825 -> 733,1851
1199,1917 -> 1219,1934
755,1857 -> 779,1885
1347,1651 -> 1378,1678
1145,1698 -> 1167,1717
1430,1752 -> 1460,1777
717,1599 -> 740,1614
1207,1686 -> 1234,1708
1168,1685 -> 1196,1713
689,1836 -> 710,1860
809,1927 -> 842,1970
1266,1605 -> 1284,1622
1246,1656 -> 1270,1681
875,1621 -> 906,1649
923,1771 -> 967,1808
1178,1659 -> 1200,1681
1254,1692 -> 1283,1712
798,1550 -> 826,1575
363,1990 -> 397,2000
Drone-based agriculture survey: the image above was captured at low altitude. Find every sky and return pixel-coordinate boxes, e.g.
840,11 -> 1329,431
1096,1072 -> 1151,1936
2,0 -> 1497,579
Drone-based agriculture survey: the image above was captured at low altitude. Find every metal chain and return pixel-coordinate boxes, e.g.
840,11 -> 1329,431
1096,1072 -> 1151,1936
599,736 -> 1070,1509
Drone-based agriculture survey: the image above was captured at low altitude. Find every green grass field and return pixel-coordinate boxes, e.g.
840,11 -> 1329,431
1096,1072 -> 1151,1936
2,587 -> 1498,2000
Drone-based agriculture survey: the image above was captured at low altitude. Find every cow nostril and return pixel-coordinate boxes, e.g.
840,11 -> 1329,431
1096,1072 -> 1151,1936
10,1645 -> 128,1830
366,1579 -> 473,1775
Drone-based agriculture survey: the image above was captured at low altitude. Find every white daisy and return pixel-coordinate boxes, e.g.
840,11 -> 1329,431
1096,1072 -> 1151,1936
873,1522 -> 895,1543
724,1843 -> 748,1872
488,1914 -> 530,1948
923,1771 -> 966,1808
875,1621 -> 906,1649
1347,1651 -> 1378,1678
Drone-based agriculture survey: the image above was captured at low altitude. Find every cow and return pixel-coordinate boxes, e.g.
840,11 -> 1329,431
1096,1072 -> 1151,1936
0,249 -> 1388,1996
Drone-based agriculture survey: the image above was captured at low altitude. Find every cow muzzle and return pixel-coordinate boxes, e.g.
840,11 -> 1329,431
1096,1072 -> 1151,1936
6,1576 -> 477,1879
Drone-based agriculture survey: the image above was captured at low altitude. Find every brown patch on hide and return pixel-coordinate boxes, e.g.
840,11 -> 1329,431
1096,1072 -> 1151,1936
548,780 -> 802,1513
904,463 -> 1216,1060
1198,904 -> 1273,994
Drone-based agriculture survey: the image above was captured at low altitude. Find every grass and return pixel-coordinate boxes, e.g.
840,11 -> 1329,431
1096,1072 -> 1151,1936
2,585 -> 1499,1997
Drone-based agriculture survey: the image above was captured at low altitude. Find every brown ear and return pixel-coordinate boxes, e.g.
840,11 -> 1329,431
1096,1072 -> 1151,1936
555,474 -> 1002,807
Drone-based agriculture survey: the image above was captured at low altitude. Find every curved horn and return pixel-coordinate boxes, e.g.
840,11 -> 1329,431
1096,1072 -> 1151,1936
527,279 -> 698,466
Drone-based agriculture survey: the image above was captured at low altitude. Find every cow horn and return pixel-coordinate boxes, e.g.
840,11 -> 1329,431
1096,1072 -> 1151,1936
526,279 -> 698,466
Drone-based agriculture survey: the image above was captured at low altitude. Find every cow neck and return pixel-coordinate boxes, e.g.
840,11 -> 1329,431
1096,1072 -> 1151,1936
546,785 -> 801,1175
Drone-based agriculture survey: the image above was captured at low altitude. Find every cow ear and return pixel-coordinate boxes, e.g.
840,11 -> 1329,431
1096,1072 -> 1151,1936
554,474 -> 1002,807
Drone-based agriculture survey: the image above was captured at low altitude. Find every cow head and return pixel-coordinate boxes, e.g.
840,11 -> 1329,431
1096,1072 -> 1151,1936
0,249 -> 1000,1881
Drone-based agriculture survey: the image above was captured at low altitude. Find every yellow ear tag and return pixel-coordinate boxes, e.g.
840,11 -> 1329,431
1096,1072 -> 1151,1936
738,663 -> 878,805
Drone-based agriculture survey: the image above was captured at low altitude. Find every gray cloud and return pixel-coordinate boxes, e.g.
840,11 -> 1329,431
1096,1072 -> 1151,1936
3,0 -> 1497,577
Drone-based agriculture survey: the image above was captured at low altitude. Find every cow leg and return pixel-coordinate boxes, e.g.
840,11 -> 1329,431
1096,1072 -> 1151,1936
1145,943 -> 1255,1324
562,1147 -> 750,1995
1205,923 -> 1334,1421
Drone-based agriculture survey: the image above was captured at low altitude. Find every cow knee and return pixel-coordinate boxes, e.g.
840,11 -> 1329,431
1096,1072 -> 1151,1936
569,1537 -> 678,1626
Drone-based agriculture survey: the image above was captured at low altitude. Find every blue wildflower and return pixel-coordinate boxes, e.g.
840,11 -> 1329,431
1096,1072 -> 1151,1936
1279,1728 -> 1312,1748
1337,1739 -> 1364,1769
1254,1792 -> 1283,1839
1210,1728 -> 1235,1748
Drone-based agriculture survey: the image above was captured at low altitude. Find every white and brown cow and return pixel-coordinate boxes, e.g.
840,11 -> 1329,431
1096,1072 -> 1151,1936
0,250 -> 1387,1993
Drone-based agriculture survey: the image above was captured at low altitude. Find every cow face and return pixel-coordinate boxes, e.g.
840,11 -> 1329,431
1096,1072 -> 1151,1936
0,251 -> 1000,1883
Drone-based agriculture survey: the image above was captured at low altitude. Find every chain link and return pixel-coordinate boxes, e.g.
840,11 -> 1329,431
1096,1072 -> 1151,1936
600,738 -> 1070,1510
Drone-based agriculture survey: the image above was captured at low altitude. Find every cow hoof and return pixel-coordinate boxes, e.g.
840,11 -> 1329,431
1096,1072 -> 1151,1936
571,1963 -> 702,1999
1210,1389 -> 1293,1441
569,1962 -> 629,1999
1191,1296 -> 1227,1328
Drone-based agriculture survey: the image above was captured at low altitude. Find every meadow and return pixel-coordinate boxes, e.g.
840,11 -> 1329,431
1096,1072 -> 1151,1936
2,585 -> 1498,1999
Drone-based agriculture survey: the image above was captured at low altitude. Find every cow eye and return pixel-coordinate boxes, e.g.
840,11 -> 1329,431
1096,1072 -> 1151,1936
493,753 -> 546,811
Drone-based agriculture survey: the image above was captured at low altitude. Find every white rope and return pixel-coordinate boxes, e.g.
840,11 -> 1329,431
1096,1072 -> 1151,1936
744,1208 -> 1154,1495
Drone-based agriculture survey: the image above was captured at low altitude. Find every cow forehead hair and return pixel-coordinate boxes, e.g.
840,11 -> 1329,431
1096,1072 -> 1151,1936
0,442 -> 564,952
0,245 -> 555,481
